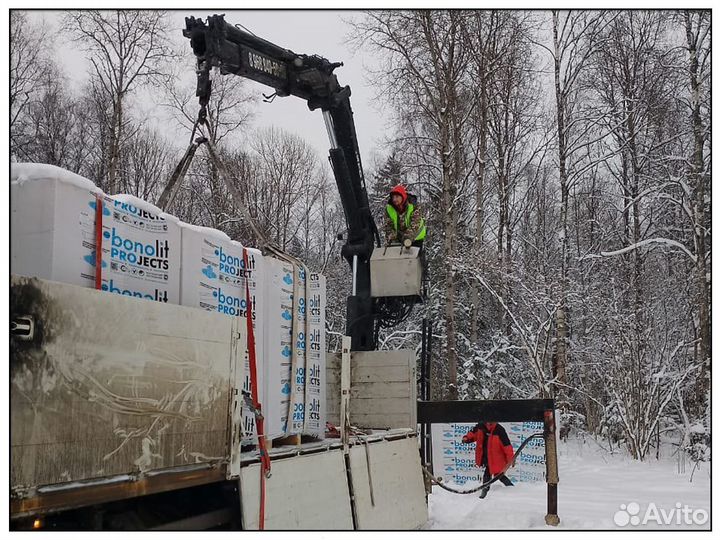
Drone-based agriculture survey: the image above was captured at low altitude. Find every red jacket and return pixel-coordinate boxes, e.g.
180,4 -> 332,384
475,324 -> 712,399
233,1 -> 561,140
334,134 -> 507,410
462,423 -> 515,475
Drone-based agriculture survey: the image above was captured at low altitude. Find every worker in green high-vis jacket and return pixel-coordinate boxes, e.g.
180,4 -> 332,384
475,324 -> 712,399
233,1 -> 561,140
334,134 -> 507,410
383,184 -> 427,248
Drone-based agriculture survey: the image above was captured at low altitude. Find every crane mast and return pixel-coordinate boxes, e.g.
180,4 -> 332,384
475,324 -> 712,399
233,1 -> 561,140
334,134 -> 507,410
184,14 -> 380,350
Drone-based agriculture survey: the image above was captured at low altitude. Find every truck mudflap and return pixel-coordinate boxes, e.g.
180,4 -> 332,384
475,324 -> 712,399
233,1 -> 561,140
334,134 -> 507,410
239,430 -> 427,530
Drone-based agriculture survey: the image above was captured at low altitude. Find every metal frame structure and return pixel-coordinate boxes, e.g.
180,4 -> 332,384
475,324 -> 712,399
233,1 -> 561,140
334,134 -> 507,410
417,323 -> 559,526
416,398 -> 560,526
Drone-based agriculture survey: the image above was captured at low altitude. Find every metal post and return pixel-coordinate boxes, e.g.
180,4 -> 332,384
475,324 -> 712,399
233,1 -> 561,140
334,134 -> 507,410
352,255 -> 358,297
420,318 -> 427,398
339,336 -> 358,529
543,409 -> 560,526
419,319 -> 429,481
425,321 -> 434,477
340,336 -> 352,444
426,321 -> 433,402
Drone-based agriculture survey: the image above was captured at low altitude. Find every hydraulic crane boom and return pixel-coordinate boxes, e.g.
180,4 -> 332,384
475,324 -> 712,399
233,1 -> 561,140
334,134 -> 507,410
183,14 -> 380,350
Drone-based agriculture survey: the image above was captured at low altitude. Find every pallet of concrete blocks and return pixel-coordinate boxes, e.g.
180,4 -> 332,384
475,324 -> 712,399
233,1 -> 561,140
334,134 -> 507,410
304,272 -> 327,438
100,194 -> 181,303
178,223 -> 265,445
262,256 -> 327,441
11,163 -> 102,289
289,263 -> 307,435
11,163 -> 326,443
263,255 -> 296,439
10,163 -> 181,304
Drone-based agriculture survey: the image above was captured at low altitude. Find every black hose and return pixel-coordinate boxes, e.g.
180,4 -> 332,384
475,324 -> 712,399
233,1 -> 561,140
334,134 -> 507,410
423,433 -> 544,495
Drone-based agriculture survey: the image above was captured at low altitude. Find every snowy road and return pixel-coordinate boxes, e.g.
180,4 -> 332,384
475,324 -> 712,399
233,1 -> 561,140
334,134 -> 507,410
426,438 -> 711,530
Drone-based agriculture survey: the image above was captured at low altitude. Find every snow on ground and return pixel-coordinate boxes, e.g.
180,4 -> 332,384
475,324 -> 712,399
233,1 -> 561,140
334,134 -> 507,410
426,437 -> 710,530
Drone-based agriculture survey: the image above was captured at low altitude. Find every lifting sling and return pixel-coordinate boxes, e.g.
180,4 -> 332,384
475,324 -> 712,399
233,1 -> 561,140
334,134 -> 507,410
160,102 -> 313,529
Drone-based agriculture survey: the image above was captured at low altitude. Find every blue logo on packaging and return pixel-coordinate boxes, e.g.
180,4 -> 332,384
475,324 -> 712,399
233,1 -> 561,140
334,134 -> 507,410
83,251 -> 107,268
215,246 -> 253,277
103,228 -> 169,269
101,279 -> 168,302
213,288 -> 251,317
202,265 -> 217,279
282,310 -> 292,321
88,200 -> 111,216
281,345 -> 291,358
283,273 -> 293,285
281,383 -> 291,395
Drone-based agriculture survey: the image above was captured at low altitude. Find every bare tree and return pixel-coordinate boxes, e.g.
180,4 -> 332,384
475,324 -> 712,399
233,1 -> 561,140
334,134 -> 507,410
122,126 -> 174,202
541,10 -> 615,408
460,10 -> 504,345
10,11 -> 52,158
581,11 -> 695,455
681,10 -> 711,411
350,10 -> 469,399
247,127 -> 320,249
20,66 -> 83,169
64,10 -> 176,194
485,13 -> 546,340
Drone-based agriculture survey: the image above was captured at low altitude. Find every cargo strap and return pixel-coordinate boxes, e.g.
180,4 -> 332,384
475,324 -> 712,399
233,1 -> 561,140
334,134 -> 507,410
202,120 -> 309,437
94,194 -> 104,290
422,432 -> 544,495
243,247 -> 271,530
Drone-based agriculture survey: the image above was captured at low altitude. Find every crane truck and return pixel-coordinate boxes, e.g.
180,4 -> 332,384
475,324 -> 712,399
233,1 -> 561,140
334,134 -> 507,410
11,14 -> 562,530
10,14 -> 427,530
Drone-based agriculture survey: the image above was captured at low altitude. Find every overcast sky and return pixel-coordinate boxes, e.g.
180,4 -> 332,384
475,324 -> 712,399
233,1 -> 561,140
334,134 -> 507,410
28,9 -> 390,169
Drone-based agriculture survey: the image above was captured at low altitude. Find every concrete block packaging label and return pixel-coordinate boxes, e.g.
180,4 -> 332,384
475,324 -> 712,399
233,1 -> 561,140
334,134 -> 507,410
304,272 -> 326,437
505,421 -> 546,481
179,228 -> 265,444
11,163 -> 102,288
239,246 -> 265,445
99,194 -> 180,304
264,256 -> 295,438
289,264 -> 307,434
179,223 -> 235,311
430,422 -> 545,486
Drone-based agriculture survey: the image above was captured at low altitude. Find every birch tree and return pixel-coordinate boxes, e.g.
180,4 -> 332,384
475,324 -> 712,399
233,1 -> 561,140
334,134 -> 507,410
350,10 -> 469,398
64,10 -> 176,194
460,10 -> 504,346
681,10 -> 711,414
541,10 -> 614,407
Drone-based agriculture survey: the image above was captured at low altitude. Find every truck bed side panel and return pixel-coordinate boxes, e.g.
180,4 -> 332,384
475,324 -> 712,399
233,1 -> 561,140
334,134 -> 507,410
349,436 -> 427,529
326,349 -> 417,429
10,276 -> 239,495
240,450 -> 354,530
